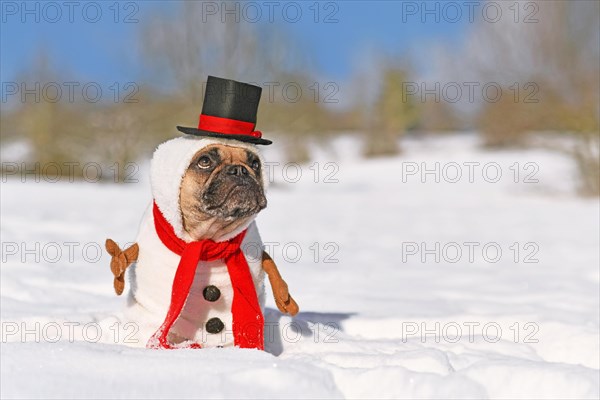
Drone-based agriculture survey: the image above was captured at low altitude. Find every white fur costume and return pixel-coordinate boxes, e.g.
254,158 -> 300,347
122,136 -> 267,348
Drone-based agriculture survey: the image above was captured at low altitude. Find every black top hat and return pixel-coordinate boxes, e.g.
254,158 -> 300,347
177,76 -> 272,145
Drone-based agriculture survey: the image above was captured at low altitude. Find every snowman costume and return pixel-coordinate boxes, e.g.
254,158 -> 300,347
116,76 -> 277,350
123,136 -> 268,349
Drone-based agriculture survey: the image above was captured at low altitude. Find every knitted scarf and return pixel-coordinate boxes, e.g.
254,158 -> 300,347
147,202 -> 264,350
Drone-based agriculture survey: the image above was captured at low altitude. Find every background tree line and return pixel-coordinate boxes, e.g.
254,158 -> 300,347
1,1 -> 598,194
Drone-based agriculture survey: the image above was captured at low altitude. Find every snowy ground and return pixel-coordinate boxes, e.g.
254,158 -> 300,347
1,133 -> 599,399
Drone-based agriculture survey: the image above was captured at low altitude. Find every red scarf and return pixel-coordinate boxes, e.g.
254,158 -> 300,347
147,202 -> 264,350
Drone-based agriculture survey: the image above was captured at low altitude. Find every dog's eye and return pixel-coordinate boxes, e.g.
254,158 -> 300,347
197,156 -> 212,169
251,160 -> 260,171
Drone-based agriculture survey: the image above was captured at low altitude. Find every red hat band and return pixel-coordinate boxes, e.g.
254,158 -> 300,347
198,115 -> 263,139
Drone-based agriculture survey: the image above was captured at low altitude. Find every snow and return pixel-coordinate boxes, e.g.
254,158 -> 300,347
1,133 -> 599,399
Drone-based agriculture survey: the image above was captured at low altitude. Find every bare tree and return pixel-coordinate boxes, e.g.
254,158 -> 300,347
140,2 -> 306,101
440,1 -> 599,194
363,67 -> 419,157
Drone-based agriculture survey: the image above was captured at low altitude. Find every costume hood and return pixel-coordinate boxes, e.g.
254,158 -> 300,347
150,135 -> 268,242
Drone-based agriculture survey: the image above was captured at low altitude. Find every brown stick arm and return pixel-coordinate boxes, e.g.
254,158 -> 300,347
262,251 -> 299,316
105,239 -> 139,296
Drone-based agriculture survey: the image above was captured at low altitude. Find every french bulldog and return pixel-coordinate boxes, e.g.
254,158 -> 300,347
106,140 -> 298,349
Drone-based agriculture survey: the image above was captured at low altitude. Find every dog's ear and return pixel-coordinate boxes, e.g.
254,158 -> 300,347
105,239 -> 121,257
123,243 -> 139,263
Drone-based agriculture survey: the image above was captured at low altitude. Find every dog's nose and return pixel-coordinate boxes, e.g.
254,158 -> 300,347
226,165 -> 249,176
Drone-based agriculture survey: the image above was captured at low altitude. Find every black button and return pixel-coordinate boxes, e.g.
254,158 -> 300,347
203,285 -> 221,302
206,317 -> 224,334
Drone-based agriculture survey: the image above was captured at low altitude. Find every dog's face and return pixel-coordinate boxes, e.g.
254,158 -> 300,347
179,144 -> 267,240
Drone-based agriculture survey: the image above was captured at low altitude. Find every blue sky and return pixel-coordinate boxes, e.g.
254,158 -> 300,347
1,1 -> 469,90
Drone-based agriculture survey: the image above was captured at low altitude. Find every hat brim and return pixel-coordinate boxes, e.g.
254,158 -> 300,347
176,126 -> 272,145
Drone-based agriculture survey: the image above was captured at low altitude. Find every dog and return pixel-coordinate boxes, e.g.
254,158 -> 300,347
106,141 -> 298,349
104,75 -> 298,350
